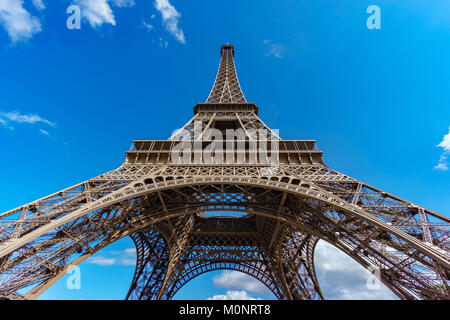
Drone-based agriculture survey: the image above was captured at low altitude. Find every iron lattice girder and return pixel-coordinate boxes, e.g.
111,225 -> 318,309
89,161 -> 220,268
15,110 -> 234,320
0,44 -> 449,300
0,164 -> 449,299
126,139 -> 323,165
0,175 -> 448,300
125,217 -> 319,300
207,44 -> 246,103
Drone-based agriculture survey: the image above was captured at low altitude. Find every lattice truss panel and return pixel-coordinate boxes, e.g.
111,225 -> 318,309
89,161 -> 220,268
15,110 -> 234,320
0,44 -> 449,300
207,44 -> 246,103
0,164 -> 448,299
125,213 -> 321,300
169,111 -> 281,142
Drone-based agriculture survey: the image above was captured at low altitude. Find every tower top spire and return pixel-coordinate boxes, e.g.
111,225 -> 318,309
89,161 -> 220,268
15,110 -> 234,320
207,44 -> 246,103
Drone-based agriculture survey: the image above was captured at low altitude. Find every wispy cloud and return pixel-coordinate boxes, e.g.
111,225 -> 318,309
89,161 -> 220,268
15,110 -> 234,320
87,256 -> 117,266
157,36 -> 168,48
213,271 -> 271,294
31,0 -> 45,11
263,40 -> 284,59
435,155 -> 448,171
74,0 -> 135,28
154,0 -> 185,44
111,0 -> 135,7
434,127 -> 450,171
87,248 -> 136,266
74,0 -> 116,28
207,290 -> 262,300
143,20 -> 154,31
0,111 -> 55,130
39,128 -> 49,136
0,0 -> 42,42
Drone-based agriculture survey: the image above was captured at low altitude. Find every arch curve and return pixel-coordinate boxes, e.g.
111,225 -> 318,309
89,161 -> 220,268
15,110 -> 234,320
1,177 -> 448,300
164,263 -> 281,300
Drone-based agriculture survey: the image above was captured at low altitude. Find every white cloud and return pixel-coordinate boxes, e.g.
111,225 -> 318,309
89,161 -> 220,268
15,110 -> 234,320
75,0 -> 116,28
123,248 -> 136,255
437,127 -> 450,152
0,0 -> 42,42
111,0 -> 135,7
314,240 -> 397,300
87,256 -> 117,266
143,20 -> 154,31
31,0 -> 45,11
435,155 -> 448,171
0,111 -> 55,129
39,128 -> 49,136
157,36 -> 168,48
337,288 -> 399,300
110,247 -> 136,265
207,290 -> 262,300
263,40 -> 284,59
74,0 -> 135,28
434,126 -> 450,171
87,248 -> 136,266
154,0 -> 186,44
213,271 -> 271,294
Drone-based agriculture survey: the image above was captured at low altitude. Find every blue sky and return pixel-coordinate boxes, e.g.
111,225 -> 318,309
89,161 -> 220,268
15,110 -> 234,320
0,0 -> 449,300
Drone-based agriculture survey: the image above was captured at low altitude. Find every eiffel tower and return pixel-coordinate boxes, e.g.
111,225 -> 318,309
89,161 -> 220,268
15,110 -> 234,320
0,44 -> 449,300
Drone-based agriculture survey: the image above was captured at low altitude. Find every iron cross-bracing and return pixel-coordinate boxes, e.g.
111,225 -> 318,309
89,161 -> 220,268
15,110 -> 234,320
0,44 -> 449,300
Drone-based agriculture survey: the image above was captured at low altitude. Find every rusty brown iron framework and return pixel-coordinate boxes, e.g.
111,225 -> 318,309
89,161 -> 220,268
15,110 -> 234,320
0,44 -> 449,300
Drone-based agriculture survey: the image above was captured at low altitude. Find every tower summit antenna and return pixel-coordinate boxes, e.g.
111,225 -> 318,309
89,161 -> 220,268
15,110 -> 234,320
208,43 -> 244,103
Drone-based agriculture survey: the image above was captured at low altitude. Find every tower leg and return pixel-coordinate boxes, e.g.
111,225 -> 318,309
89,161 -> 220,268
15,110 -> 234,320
126,230 -> 170,300
156,215 -> 194,300
126,216 -> 195,300
276,230 -> 323,300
